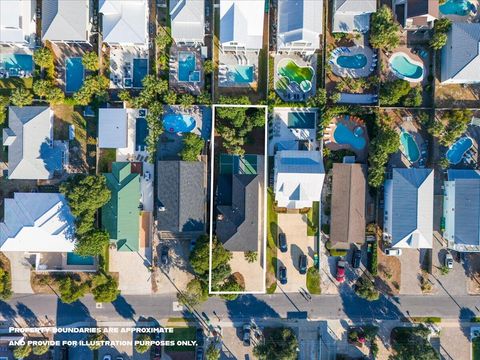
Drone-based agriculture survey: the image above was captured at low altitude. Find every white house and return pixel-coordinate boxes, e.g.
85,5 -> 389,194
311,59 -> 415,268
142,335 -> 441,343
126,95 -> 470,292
220,0 -> 264,52
441,23 -> 480,84
277,0 -> 323,54
170,0 -> 205,45
383,168 -> 434,249
0,0 -> 36,46
274,150 -> 325,209
98,108 -> 128,149
99,0 -> 148,47
332,0 -> 376,33
42,0 -> 90,42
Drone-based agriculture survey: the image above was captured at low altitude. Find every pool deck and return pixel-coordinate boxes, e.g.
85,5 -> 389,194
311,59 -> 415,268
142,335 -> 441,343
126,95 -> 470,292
218,51 -> 259,88
273,53 -> 317,101
109,45 -> 149,89
329,45 -> 375,78
169,44 -> 204,95
383,45 -> 429,85
324,115 -> 369,162
51,42 -> 92,92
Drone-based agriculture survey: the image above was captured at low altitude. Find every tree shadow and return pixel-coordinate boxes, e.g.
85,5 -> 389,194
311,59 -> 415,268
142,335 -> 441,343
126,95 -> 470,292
112,295 -> 136,320
225,294 -> 280,321
0,301 -> 17,323
56,298 -> 94,326
16,302 -> 39,327
459,307 -> 476,340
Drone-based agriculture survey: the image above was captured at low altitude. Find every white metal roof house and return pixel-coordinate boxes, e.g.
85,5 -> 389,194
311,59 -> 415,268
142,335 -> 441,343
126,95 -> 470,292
383,168 -> 434,249
2,106 -> 65,180
0,0 -> 36,46
99,0 -> 148,46
332,0 -> 377,33
441,23 -> 480,84
443,170 -> 480,252
276,0 -> 323,54
42,0 -> 90,42
274,150 -> 325,209
220,0 -> 265,52
0,193 -> 76,253
170,0 -> 205,45
98,108 -> 128,149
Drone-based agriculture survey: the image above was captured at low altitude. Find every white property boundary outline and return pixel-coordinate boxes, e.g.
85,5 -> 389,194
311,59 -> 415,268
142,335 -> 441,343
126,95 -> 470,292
209,104 -> 268,295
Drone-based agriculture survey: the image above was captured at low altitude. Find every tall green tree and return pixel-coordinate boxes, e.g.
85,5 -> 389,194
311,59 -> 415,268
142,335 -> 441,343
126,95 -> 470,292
391,326 -> 438,360
75,229 -> 110,257
190,235 -> 232,276
92,274 -> 120,303
82,51 -> 100,71
33,47 -> 54,69
179,133 -> 204,161
135,334 -> 152,354
10,88 -> 33,107
13,344 -> 32,359
370,5 -> 400,51
59,276 -> 89,304
253,327 -> 299,360
206,343 -> 221,360
203,60 -> 216,75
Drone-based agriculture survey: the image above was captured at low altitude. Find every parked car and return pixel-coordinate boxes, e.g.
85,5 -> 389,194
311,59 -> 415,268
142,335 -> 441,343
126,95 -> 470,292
196,347 -> 204,360
278,233 -> 287,252
279,266 -> 287,284
161,246 -> 169,265
385,248 -> 402,256
352,249 -> 362,268
116,357 -> 123,360
102,356 -> 111,360
196,327 -> 204,347
144,171 -> 151,181
190,238 -> 197,252
336,259 -> 346,283
243,324 -> 251,346
445,253 -> 454,269
298,255 -> 307,274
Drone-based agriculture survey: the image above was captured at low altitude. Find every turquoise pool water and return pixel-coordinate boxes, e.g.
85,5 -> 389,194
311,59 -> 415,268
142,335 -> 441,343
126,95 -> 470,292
66,252 -> 94,266
333,123 -> 366,150
336,54 -> 367,69
133,58 -> 148,88
0,54 -> 33,73
228,65 -> 254,83
440,0 -> 476,15
400,131 -> 420,163
178,52 -> 200,82
390,53 -> 423,81
163,113 -> 196,133
65,57 -> 84,93
446,136 -> 473,164
135,117 -> 148,150
287,112 -> 316,129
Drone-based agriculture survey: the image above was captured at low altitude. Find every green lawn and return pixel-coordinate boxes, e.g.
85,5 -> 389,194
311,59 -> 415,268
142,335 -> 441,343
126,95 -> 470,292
306,266 -> 321,294
474,337 -> 480,360
98,149 -> 116,173
266,188 -> 278,294
165,327 -> 196,352
307,202 -> 319,236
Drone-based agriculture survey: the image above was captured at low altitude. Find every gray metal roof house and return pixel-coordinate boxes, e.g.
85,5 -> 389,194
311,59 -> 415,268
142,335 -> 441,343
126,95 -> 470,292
383,168 -> 434,249
42,0 -> 90,42
170,0 -> 205,44
157,160 -> 206,233
2,106 -> 65,180
441,23 -> 480,84
216,155 -> 264,252
444,170 -> 480,252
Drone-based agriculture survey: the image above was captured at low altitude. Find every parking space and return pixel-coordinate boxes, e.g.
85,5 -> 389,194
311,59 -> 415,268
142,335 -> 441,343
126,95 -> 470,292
275,213 -> 313,293
219,326 -> 257,360
398,249 -> 423,295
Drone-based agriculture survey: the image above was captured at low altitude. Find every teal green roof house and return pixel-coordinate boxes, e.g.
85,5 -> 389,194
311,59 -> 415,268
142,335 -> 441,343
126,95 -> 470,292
102,162 -> 140,252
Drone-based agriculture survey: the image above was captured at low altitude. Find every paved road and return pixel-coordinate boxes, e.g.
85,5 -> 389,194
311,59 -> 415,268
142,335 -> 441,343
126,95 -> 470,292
3,287 -> 480,326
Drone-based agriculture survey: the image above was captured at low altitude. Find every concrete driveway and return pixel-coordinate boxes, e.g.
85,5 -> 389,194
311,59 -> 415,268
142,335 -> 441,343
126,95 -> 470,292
220,326 -> 257,359
398,249 -> 423,295
4,252 -> 33,294
276,213 -> 314,293
109,246 -> 152,295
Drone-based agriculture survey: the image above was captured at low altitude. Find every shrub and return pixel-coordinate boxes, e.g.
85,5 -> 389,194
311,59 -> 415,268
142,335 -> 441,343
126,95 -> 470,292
10,88 -> 33,107
13,344 -> 32,359
370,241 -> 378,276
82,51 -> 99,71
355,275 -> 380,301
179,133 -> 204,161
91,274 -> 120,303
59,276 -> 89,304
244,251 -> 258,263
32,343 -> 50,355
135,334 -> 151,354
87,332 -> 106,350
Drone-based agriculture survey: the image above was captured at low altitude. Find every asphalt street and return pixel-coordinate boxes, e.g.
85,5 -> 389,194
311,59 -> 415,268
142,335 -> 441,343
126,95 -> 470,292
3,287 -> 480,327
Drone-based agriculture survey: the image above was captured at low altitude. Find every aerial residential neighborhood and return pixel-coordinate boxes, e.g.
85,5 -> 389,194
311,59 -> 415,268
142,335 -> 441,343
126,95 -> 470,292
1,0 -> 480,359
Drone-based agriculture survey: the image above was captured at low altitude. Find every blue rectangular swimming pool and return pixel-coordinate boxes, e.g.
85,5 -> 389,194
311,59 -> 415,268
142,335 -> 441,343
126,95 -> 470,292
65,57 -> 84,93
288,112 -> 316,129
0,53 -> 33,75
66,252 -> 94,266
133,58 -> 148,88
228,65 -> 254,83
178,52 -> 199,82
136,117 -> 148,150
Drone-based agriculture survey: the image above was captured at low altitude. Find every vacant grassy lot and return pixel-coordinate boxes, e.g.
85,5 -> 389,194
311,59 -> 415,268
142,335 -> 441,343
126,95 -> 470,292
306,266 -> 321,294
165,327 -> 196,352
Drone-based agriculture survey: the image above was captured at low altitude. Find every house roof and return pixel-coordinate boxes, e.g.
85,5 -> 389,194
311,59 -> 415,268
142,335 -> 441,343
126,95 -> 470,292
330,163 -> 366,249
3,106 -> 63,180
441,23 -> 480,83
98,108 -> 128,149
216,155 -> 264,252
274,150 -> 325,209
0,193 -> 76,252
332,0 -> 376,33
386,168 -> 434,249
277,0 -> 323,49
220,0 -> 264,49
42,0 -> 89,42
102,162 -> 140,252
407,0 -> 438,19
444,170 -> 480,248
99,0 -> 148,45
170,0 -> 205,43
157,160 -> 206,233
0,0 -> 31,43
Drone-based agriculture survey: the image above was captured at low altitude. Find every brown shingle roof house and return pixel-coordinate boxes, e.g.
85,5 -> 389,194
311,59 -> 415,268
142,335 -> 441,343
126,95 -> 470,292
330,163 -> 367,250
394,0 -> 438,30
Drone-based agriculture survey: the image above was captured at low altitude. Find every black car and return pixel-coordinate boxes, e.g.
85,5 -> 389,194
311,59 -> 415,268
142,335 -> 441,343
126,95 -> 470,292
196,328 -> 204,347
161,246 -> 169,265
243,324 -> 251,346
279,266 -> 287,284
278,233 -> 287,253
352,249 -> 362,268
196,347 -> 204,360
298,255 -> 307,274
